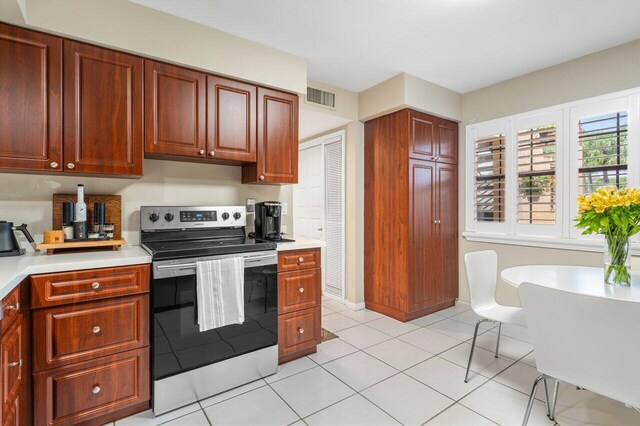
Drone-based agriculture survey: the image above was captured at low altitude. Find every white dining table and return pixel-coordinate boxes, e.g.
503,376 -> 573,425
501,265 -> 640,303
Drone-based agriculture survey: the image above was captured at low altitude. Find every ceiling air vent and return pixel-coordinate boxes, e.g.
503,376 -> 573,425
306,87 -> 336,109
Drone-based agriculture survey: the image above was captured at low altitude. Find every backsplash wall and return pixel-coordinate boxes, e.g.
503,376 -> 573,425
0,159 -> 293,247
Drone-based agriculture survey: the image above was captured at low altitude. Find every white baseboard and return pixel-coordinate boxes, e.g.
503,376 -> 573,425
455,299 -> 470,308
322,292 -> 365,311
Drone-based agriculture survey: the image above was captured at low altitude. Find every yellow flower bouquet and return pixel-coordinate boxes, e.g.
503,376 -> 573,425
575,186 -> 640,285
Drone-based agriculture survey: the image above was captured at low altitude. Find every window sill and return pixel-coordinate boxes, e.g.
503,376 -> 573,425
462,231 -> 640,256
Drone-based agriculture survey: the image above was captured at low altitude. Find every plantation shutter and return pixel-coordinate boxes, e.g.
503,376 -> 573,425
474,134 -> 506,222
517,125 -> 557,224
578,112 -> 628,195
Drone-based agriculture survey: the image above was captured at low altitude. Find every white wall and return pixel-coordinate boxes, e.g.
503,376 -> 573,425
0,160 -> 292,247
459,38 -> 640,306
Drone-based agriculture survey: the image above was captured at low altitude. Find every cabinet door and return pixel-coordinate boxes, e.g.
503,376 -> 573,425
63,41 -> 143,176
408,160 -> 438,312
243,88 -> 298,184
436,163 -> 458,302
408,110 -> 437,161
0,24 -> 62,173
207,76 -> 256,162
1,320 -> 23,424
145,60 -> 206,158
436,118 -> 458,165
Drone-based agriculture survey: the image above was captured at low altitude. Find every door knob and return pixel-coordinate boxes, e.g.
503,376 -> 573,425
91,282 -> 100,290
67,163 -> 75,169
209,150 -> 215,156
50,162 -> 59,168
318,228 -> 323,231
92,386 -> 101,394
92,326 -> 101,334
198,149 -> 205,156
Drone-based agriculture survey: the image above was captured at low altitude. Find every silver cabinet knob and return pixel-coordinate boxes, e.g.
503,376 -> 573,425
198,149 -> 205,156
299,287 -> 305,293
67,163 -> 75,169
5,303 -> 19,312
298,328 -> 304,334
50,162 -> 59,168
92,386 -> 101,394
92,326 -> 101,334
298,257 -> 304,263
7,360 -> 22,368
91,282 -> 100,290
259,175 -> 265,181
209,150 -> 215,156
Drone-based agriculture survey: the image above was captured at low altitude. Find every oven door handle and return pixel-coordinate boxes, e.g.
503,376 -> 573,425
156,254 -> 276,271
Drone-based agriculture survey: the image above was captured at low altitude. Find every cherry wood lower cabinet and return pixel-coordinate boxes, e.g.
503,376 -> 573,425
31,264 -> 150,425
277,249 -> 321,363
0,279 -> 32,426
365,109 -> 459,322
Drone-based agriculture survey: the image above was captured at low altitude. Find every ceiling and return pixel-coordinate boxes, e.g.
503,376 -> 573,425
299,108 -> 352,140
130,0 -> 640,93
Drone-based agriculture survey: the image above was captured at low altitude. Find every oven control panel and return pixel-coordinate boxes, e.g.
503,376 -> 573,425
140,206 -> 246,231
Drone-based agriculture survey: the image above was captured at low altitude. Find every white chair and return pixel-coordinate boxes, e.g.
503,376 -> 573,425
519,282 -> 640,425
463,250 -> 526,383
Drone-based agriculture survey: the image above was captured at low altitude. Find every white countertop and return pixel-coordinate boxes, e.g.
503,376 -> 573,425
276,236 -> 326,251
0,245 -> 151,301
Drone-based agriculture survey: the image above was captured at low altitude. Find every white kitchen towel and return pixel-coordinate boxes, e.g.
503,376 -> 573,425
196,257 -> 245,332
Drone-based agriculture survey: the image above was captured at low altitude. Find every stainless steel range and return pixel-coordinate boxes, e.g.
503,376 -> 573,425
140,205 -> 278,415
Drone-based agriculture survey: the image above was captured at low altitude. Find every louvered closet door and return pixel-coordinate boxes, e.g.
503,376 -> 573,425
323,138 -> 344,298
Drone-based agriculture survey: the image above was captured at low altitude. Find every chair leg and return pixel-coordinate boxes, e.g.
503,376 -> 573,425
523,374 -> 547,426
494,322 -> 502,358
464,319 -> 489,383
549,379 -> 560,421
543,377 -> 551,417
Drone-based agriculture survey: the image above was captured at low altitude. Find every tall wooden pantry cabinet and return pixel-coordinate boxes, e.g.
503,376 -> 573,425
364,109 -> 459,322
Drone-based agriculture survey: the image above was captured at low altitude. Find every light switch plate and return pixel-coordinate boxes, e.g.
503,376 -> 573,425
281,202 -> 287,215
246,198 -> 256,213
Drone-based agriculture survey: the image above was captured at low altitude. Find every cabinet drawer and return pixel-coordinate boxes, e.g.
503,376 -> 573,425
31,264 -> 150,308
33,295 -> 149,372
1,284 -> 22,334
34,347 -> 150,426
278,249 -> 321,272
278,268 -> 320,314
278,307 -> 320,360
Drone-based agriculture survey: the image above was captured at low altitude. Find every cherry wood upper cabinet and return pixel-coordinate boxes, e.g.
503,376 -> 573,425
0,24 -> 62,173
145,60 -> 206,158
243,88 -> 299,184
207,76 -> 257,162
64,41 -> 143,176
408,110 -> 458,164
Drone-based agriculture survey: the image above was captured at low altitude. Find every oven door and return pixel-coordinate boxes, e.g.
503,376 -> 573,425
151,251 -> 278,381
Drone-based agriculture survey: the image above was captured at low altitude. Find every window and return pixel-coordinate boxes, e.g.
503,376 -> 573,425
465,89 -> 640,253
578,112 -> 628,194
474,133 -> 506,223
517,125 -> 556,224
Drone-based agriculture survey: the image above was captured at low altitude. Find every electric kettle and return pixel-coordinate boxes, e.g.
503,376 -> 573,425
0,221 -> 34,257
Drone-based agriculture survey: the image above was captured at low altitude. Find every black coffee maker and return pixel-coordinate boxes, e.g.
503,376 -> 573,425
254,201 -> 292,242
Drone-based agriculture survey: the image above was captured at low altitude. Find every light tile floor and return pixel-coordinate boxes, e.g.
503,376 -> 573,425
114,301 -> 640,426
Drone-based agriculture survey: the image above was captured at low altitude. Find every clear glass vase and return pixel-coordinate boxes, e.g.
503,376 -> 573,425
604,236 -> 631,286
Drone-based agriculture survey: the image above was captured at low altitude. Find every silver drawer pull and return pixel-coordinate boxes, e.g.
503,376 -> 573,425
259,175 -> 265,181
92,386 -> 101,394
209,150 -> 215,156
50,162 -> 59,168
298,328 -> 304,334
91,282 -> 100,290
298,257 -> 304,263
4,303 -> 19,312
299,287 -> 305,293
92,326 -> 101,334
67,163 -> 75,169
7,360 -> 22,368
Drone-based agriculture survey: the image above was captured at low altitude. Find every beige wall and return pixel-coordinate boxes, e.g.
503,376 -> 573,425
358,72 -> 462,122
459,39 -> 640,306
1,0 -> 307,94
0,160 -> 292,248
